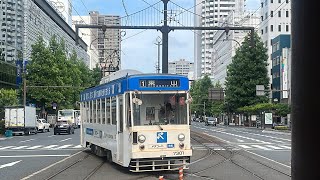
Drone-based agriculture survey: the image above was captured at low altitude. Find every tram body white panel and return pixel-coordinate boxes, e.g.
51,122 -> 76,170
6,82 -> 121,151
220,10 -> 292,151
130,125 -> 192,159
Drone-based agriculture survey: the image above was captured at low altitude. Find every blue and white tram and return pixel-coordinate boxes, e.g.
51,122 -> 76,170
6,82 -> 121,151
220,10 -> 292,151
80,70 -> 192,172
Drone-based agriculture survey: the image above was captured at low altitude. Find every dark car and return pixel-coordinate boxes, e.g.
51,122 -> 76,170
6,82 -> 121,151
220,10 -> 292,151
54,120 -> 74,135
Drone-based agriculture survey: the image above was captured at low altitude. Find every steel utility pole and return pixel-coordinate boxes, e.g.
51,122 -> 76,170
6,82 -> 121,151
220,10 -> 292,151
75,0 -> 255,73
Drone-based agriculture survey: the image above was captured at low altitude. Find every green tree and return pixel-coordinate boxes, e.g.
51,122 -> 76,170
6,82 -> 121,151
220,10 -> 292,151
190,75 -> 213,116
26,36 -> 94,114
0,88 -> 19,121
225,32 -> 269,113
92,64 -> 102,86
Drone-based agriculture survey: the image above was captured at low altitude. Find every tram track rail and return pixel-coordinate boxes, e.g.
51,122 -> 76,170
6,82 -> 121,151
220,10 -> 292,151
189,131 -> 291,180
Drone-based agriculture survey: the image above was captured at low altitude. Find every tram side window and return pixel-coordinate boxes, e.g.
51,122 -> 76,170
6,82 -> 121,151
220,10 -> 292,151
106,97 -> 111,124
111,96 -> 117,125
89,101 -> 93,123
126,93 -> 132,127
93,100 -> 97,123
119,95 -> 123,132
101,98 -> 106,124
96,99 -> 101,124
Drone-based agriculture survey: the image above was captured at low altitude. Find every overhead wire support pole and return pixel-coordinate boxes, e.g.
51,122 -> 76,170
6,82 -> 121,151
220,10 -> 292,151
161,0 -> 169,73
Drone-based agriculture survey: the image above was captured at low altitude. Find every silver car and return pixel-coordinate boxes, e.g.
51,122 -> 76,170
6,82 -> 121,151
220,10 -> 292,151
205,117 -> 217,126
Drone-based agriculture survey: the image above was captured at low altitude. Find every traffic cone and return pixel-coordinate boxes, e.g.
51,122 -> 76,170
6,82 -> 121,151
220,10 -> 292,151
159,175 -> 164,180
179,167 -> 183,180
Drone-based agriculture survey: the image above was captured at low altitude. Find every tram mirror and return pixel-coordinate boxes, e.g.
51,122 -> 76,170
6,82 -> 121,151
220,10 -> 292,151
132,97 -> 142,105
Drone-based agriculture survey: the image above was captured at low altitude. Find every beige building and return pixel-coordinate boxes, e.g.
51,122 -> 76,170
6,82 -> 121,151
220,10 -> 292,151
168,59 -> 194,77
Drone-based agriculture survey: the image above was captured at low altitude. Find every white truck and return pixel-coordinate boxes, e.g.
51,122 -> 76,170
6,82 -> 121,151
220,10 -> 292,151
5,106 -> 38,135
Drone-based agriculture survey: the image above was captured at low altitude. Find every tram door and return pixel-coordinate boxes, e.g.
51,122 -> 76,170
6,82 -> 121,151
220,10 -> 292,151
117,96 -> 124,163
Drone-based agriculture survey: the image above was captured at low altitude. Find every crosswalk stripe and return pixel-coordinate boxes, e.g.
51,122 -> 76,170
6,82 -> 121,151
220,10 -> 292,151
26,145 -> 43,150
11,146 -> 28,150
278,145 -> 291,149
238,145 -> 251,149
72,145 -> 82,148
265,145 -> 283,150
43,145 -> 58,149
54,144 -> 72,149
0,146 -> 15,150
251,145 -> 272,150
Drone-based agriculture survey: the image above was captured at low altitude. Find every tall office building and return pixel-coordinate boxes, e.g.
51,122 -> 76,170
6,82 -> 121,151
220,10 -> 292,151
211,10 -> 260,87
0,0 -> 24,63
194,0 -> 245,80
48,0 -> 72,26
168,59 -> 194,76
72,16 -> 98,70
89,11 -> 121,77
259,0 -> 291,87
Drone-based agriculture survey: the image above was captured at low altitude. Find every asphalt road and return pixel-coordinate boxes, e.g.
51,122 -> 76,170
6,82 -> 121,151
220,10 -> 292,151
0,123 -> 292,180
0,128 -> 82,180
191,121 -> 292,167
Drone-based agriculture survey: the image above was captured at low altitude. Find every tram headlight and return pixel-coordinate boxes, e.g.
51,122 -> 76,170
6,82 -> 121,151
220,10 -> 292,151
178,133 -> 185,141
179,142 -> 185,149
138,135 -> 146,143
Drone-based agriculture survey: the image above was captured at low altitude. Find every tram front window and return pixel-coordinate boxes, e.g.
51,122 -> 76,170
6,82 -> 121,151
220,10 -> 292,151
132,93 -> 188,126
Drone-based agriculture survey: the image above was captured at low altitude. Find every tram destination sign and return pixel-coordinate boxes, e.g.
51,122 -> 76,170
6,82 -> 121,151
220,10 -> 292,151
139,79 -> 180,88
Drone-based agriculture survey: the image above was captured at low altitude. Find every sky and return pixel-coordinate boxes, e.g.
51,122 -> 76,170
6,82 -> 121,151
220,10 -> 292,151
72,0 -> 260,73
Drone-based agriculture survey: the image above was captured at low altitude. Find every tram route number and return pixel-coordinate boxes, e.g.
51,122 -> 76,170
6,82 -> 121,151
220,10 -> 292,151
173,151 -> 184,156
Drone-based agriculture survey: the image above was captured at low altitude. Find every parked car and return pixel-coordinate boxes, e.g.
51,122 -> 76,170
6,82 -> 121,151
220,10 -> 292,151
54,120 -> 74,135
37,119 -> 50,132
205,117 -> 217,126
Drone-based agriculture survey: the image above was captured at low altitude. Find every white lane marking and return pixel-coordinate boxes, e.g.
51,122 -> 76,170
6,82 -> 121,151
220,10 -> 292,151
72,145 -> 82,148
238,145 -> 251,149
0,160 -> 22,169
251,145 -> 272,150
43,145 -> 58,149
26,145 -> 43,150
21,151 -> 83,180
0,137 -> 13,140
11,146 -> 28,150
265,145 -> 283,150
59,138 -> 72,142
0,146 -> 15,150
48,135 -> 56,137
213,130 -> 271,144
0,155 -> 70,158
245,150 -> 291,168
278,145 -> 291,149
235,138 -> 244,142
234,129 -> 291,142
202,132 -> 231,143
20,139 -> 35,143
54,144 -> 72,149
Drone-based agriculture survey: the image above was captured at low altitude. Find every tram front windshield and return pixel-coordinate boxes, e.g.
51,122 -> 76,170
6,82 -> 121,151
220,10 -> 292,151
132,93 -> 188,126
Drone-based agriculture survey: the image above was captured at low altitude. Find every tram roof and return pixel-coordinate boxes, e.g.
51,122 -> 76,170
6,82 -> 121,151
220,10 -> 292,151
80,74 -> 190,102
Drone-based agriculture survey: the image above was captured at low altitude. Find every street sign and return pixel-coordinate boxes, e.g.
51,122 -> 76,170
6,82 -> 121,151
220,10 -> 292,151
208,88 -> 224,101
264,113 -> 273,124
256,85 -> 265,96
156,132 -> 167,143
52,102 -> 57,109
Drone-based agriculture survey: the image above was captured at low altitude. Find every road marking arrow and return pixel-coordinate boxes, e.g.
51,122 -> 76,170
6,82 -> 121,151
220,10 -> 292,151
0,160 -> 22,169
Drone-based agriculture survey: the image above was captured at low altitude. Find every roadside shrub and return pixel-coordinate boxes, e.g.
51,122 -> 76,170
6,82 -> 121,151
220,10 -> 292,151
0,120 -> 5,135
274,126 -> 289,130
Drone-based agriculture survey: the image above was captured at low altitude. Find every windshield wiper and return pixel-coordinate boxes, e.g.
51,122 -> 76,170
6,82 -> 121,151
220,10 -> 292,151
157,124 -> 163,130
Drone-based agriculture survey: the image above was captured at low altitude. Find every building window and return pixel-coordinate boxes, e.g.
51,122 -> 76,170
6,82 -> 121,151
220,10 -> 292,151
261,16 -> 264,21
271,25 -> 273,32
278,11 -> 281,17
261,29 -> 263,34
278,25 -> 281,32
278,0 -> 281,3
271,11 -> 273,17
286,10 -> 289,17
286,0 -> 289,3
271,0 -> 273,3
265,26 -> 268,33
286,25 -> 289,32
